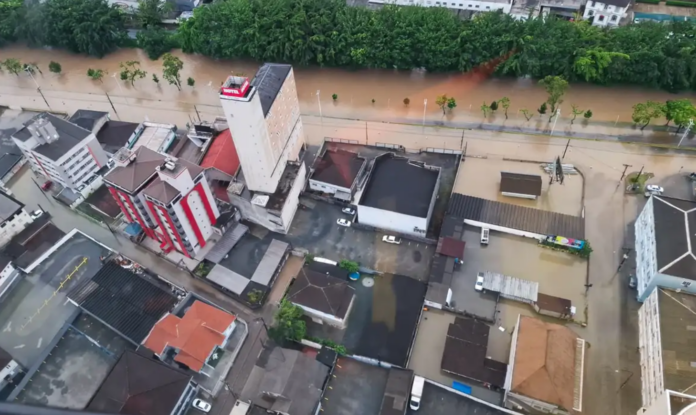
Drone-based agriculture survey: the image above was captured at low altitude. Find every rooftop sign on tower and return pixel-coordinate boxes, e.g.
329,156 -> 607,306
220,76 -> 251,99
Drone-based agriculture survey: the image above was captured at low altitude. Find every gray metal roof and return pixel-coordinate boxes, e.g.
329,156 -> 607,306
207,264 -> 250,295
0,190 -> 23,222
447,194 -> 585,240
205,222 -> 248,264
481,271 -> 539,303
251,63 -> 292,117
68,110 -> 108,132
250,239 -> 288,286
16,113 -> 93,161
651,196 -> 696,281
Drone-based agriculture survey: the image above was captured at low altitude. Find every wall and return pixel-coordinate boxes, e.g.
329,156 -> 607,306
505,392 -> 568,415
228,193 -> 287,234
463,219 -> 546,240
635,198 -> 657,301
369,0 -> 512,13
503,315 -> 521,392
265,70 -> 304,164
501,191 -> 537,200
584,1 -> 627,27
357,204 -> 427,236
0,209 -> 32,246
295,302 -> 349,328
280,163 -> 307,230
638,288 -> 664,410
308,179 -> 351,196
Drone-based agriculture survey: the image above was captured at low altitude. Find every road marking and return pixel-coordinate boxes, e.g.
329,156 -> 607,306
3,321 -> 11,332
14,344 -> 25,349
37,337 -> 43,349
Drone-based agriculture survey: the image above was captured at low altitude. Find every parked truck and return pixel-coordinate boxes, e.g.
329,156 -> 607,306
410,376 -> 425,411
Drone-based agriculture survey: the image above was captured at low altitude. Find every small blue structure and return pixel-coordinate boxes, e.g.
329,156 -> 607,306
452,381 -> 472,394
124,223 -> 143,236
349,272 -> 360,281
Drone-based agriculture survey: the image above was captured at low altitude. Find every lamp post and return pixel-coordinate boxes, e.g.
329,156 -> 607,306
550,108 -> 561,136
422,99 -> 428,133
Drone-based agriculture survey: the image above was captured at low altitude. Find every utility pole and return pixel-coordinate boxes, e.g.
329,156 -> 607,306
562,139 -> 570,159
422,99 -> 428,134
678,119 -> 693,147
635,165 -> 645,184
460,130 -> 465,150
194,105 -> 202,123
620,164 -> 632,181
365,121 -> 368,145
550,109 -> 560,136
104,92 -> 120,120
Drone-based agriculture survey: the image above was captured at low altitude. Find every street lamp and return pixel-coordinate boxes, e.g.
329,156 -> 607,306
550,108 -> 561,136
422,99 -> 428,133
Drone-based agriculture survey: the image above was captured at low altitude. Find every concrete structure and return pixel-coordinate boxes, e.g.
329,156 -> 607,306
0,190 -> 32,247
357,153 -> 440,237
504,316 -> 585,414
369,0 -> 512,14
634,196 -> 696,302
11,112 -> 108,191
143,300 -> 237,373
499,172 -> 542,200
287,266 -> 356,328
583,0 -> 629,27
309,149 -> 366,201
127,121 -> 177,154
219,63 -> 306,234
637,288 -> 696,413
0,347 -> 21,393
638,389 -> 696,415
104,147 -> 220,258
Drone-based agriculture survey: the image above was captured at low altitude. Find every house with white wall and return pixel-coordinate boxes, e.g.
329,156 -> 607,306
287,266 -> 355,329
583,0 -> 629,27
370,0 -> 513,14
634,196 -> 696,302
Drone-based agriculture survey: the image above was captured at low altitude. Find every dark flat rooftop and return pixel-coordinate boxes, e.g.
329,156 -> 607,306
84,185 -> 122,218
360,154 -> 439,218
651,196 -> 696,281
68,110 -> 108,132
0,153 -> 22,180
96,120 -> 139,154
4,217 -> 66,270
14,113 -> 92,161
68,261 -> 178,344
252,63 -> 292,117
447,194 -> 585,240
499,172 -> 542,197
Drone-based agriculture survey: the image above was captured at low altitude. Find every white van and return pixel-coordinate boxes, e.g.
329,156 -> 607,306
410,375 -> 425,411
481,228 -> 490,245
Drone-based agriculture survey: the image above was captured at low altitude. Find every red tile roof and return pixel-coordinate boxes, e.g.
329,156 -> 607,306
143,300 -> 236,372
201,130 -> 240,177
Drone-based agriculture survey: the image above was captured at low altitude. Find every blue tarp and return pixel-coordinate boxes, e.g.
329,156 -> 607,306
124,223 -> 143,236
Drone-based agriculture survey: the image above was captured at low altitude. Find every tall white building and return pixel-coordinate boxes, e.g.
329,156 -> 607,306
11,112 -> 109,191
634,196 -> 696,302
583,0 -> 629,27
220,64 -> 306,234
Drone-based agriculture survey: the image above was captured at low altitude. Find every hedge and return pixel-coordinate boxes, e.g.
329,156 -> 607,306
666,0 -> 696,7
635,0 -> 661,4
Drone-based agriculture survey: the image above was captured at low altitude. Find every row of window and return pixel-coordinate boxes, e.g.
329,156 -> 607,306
586,9 -> 619,21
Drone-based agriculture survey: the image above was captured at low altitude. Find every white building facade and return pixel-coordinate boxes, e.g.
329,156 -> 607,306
220,64 -> 307,234
369,0 -> 512,13
583,0 -> 629,27
12,113 -> 109,191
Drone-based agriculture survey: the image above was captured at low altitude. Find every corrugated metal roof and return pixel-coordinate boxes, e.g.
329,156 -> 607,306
251,239 -> 288,286
481,271 -> 538,303
207,265 -> 250,295
447,194 -> 585,240
205,223 -> 248,263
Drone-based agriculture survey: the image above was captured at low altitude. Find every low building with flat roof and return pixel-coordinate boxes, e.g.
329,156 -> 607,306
499,172 -> 542,200
309,149 -> 366,201
504,316 -> 585,415
357,153 -> 440,237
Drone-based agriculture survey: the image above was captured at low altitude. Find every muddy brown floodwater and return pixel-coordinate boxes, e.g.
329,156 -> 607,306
1,44 -> 695,123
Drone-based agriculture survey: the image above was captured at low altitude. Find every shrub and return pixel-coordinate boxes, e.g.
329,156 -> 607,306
403,97 -> 410,106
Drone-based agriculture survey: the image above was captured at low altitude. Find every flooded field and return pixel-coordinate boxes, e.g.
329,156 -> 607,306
1,45 -> 695,124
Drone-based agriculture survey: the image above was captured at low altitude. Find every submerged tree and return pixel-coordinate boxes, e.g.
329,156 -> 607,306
162,53 -> 183,90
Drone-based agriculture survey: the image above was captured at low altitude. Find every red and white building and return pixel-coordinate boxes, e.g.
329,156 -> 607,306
104,147 -> 220,258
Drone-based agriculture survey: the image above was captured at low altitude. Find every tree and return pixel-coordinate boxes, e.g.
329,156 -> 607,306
571,105 -> 584,125
48,61 -> 62,74
187,77 -> 195,87
499,97 -> 510,119
446,97 -> 457,111
152,74 -> 159,84
573,49 -> 630,82
489,100 -> 498,111
480,102 -> 490,118
87,68 -> 105,82
584,110 -> 593,120
0,0 -> 23,46
537,102 -> 547,118
119,61 -> 147,86
41,0 -> 126,57
436,94 -> 449,115
539,75 -> 568,116
269,299 -> 306,343
1,58 -> 22,76
136,0 -> 173,28
339,259 -> 360,273
521,109 -> 533,121
137,27 -> 175,60
664,99 -> 696,131
403,98 -> 410,106
632,101 -> 665,131
162,53 -> 183,90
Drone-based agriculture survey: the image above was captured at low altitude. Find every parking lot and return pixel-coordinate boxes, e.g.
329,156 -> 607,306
407,309 -> 504,405
321,356 -> 389,415
13,314 -> 131,409
0,232 -> 110,366
287,198 -> 433,280
454,157 -> 583,217
406,381 -> 510,415
453,226 -> 588,327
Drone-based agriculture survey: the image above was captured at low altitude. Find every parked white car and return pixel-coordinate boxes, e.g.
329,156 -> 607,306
30,209 -> 44,220
341,207 -> 355,215
645,184 -> 664,197
475,272 -> 485,292
337,219 -> 351,227
192,399 -> 211,413
382,235 -> 401,245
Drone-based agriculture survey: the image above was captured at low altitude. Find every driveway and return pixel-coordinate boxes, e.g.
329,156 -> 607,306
286,198 -> 433,280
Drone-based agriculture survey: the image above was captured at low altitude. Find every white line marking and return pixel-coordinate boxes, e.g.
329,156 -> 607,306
37,338 -> 43,349
3,321 -> 11,332
14,344 -> 25,349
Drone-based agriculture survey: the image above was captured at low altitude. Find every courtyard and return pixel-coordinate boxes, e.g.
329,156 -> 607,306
453,157 -> 583,217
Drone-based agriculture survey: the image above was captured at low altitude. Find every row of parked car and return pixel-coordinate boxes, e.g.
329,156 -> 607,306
335,206 -> 402,244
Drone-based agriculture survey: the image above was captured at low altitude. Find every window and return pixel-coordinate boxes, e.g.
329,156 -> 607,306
475,4 -> 479,7
684,281 -> 692,288
610,14 -> 617,21
588,9 -> 594,15
485,5 -> 490,8
598,15 -> 604,21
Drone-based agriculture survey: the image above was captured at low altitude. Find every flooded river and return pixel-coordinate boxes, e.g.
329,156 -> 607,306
1,44 -> 695,123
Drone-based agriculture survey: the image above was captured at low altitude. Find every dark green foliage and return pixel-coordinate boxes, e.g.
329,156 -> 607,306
0,0 -> 23,45
489,100 -> 498,111
137,27 -> 176,60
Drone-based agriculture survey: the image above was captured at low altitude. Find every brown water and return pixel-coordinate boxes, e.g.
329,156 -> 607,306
1,44 -> 694,123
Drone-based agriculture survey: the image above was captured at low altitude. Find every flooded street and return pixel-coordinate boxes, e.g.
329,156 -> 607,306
1,45 -> 695,124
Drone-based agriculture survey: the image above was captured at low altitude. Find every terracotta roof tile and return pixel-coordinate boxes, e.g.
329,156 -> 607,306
201,130 -> 240,177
